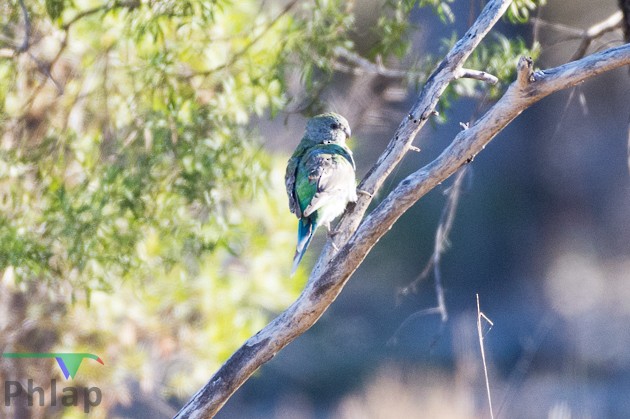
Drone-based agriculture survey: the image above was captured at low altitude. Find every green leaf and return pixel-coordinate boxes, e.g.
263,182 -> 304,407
45,0 -> 65,20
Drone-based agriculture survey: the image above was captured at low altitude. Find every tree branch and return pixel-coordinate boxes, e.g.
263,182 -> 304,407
313,0 -> 514,278
332,46 -> 416,79
61,0 -> 140,31
455,68 -> 499,84
333,47 -> 498,85
532,11 -> 623,61
571,11 -> 623,60
174,2 -> 630,417
16,0 -> 30,53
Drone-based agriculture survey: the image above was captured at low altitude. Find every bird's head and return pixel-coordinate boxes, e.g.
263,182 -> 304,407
305,113 -> 351,145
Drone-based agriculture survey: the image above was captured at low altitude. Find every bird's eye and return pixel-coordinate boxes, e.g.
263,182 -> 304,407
330,123 -> 339,129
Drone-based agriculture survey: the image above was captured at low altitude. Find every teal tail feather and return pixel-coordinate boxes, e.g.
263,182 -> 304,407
291,218 -> 316,275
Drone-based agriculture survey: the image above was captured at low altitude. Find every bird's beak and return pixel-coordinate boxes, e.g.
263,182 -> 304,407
344,127 -> 351,139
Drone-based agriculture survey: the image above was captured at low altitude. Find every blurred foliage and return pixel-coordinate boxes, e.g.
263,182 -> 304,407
0,0 -> 544,416
373,0 -> 454,59
507,0 -> 546,23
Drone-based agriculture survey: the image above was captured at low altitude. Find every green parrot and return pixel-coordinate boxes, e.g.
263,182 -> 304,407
285,113 -> 358,274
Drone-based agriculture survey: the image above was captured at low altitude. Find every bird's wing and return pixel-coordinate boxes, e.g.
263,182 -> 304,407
285,155 -> 301,218
286,141 -> 312,219
302,148 -> 355,218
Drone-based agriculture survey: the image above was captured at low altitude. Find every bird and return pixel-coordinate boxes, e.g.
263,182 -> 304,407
285,113 -> 358,275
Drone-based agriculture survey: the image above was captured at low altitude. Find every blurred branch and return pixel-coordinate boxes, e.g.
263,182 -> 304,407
16,0 -> 30,53
62,0 -> 139,30
175,1 -> 630,416
571,11 -> 623,60
531,18 -> 590,39
26,52 -> 64,94
332,46 -> 414,79
477,294 -> 495,419
0,0 -> 31,56
333,46 -> 498,85
389,167 -> 468,345
397,166 -> 469,323
532,11 -> 624,60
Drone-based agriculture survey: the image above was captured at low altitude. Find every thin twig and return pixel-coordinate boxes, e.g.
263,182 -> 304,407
16,0 -> 31,53
62,0 -> 139,31
397,167 -> 468,316
530,18 -> 585,38
334,47 -> 499,86
533,12 -> 624,61
390,167 -> 468,343
571,11 -> 624,60
455,68 -> 499,85
431,168 -> 468,323
26,52 -> 64,94
332,46 -> 417,79
19,40 -> 67,109
477,294 -> 494,419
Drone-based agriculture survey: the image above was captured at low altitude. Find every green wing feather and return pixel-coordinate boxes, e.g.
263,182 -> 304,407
285,139 -> 313,218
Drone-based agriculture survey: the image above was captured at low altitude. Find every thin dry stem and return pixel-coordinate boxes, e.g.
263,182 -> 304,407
477,294 -> 495,419
16,0 -> 30,53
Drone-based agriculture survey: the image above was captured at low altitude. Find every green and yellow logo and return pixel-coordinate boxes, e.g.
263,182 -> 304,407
1,353 -> 104,380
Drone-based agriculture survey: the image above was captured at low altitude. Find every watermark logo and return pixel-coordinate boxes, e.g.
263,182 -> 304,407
2,352 -> 104,413
2,353 -> 104,380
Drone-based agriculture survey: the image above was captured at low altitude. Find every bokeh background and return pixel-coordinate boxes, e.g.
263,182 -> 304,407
1,0 -> 629,418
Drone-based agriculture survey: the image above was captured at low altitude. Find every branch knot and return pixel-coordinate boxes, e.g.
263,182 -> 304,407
517,56 -> 535,86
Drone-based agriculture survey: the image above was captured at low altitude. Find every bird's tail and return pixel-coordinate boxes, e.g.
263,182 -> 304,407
291,218 -> 316,276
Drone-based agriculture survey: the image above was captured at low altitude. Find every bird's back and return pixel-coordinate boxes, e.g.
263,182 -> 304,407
295,144 -> 357,225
